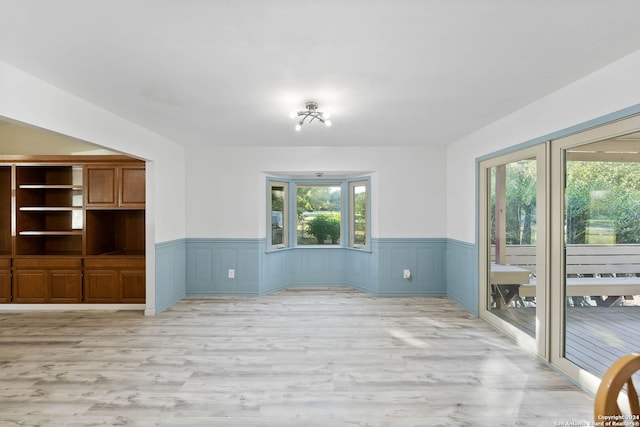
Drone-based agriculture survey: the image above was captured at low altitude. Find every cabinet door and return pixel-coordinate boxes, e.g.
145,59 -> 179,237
86,167 -> 117,207
13,269 -> 48,303
84,269 -> 119,302
50,270 -> 82,303
120,167 -> 145,207
121,270 -> 145,302
0,269 -> 11,303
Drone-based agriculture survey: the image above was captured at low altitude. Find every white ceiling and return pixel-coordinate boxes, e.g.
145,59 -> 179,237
2,1 -> 640,149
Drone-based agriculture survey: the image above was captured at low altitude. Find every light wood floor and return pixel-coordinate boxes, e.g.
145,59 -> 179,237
1,287 -> 593,426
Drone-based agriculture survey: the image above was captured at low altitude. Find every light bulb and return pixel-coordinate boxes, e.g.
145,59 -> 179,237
289,111 -> 297,119
322,112 -> 330,119
295,123 -> 302,131
324,120 -> 332,127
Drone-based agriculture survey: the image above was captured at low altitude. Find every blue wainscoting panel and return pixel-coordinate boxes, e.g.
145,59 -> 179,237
176,238 -> 477,316
155,239 -> 186,314
186,239 -> 261,295
187,245 -> 215,294
374,238 -> 447,296
446,239 -> 478,316
261,246 -> 291,294
290,247 -> 347,286
345,248 -> 378,293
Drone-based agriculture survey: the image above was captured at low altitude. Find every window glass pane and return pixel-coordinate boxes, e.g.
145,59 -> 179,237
270,182 -> 287,247
488,158 -> 538,338
351,182 -> 367,248
563,135 -> 640,378
297,185 -> 341,245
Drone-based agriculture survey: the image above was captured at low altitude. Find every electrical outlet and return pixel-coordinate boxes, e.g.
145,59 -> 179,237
228,269 -> 235,279
403,269 -> 411,279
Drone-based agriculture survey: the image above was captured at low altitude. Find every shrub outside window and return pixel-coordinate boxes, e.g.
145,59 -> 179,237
296,184 -> 341,245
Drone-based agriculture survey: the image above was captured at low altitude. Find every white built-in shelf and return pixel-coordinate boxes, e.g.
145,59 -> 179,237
19,184 -> 82,190
19,231 -> 83,236
19,207 -> 81,211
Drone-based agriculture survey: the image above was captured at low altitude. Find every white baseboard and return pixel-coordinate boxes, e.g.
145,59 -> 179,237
0,304 -> 145,311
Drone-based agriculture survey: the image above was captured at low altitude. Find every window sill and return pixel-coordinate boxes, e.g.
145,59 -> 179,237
346,246 -> 371,253
265,245 -> 371,254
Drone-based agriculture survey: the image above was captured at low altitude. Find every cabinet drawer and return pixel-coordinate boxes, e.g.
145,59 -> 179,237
0,258 -> 10,268
84,257 -> 144,269
13,258 -> 82,269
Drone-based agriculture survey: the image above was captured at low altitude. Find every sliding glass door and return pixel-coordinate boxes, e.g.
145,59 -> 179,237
480,114 -> 640,392
551,118 -> 640,385
479,144 -> 547,356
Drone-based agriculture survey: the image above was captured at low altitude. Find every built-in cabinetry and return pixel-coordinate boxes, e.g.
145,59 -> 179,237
0,165 -> 11,256
12,258 -> 82,303
0,165 -> 11,303
16,165 -> 83,256
0,156 -> 145,304
84,258 -> 145,303
86,165 -> 145,208
0,258 -> 10,303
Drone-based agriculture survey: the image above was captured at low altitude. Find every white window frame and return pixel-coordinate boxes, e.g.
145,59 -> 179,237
478,144 -> 548,358
268,180 -> 288,249
349,180 -> 369,250
266,176 -> 370,251
294,181 -> 343,247
549,114 -> 640,394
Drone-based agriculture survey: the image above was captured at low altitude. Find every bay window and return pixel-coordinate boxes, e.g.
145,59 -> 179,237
267,177 -> 369,250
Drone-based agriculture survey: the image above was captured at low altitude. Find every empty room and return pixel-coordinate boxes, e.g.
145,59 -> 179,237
2,1 -> 640,425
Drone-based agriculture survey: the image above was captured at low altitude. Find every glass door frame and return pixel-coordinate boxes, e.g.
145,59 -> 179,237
549,114 -> 640,393
479,143 -> 549,359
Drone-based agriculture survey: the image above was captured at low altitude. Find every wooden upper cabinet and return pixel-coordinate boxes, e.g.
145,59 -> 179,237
120,167 -> 145,207
86,167 -> 117,206
86,165 -> 145,208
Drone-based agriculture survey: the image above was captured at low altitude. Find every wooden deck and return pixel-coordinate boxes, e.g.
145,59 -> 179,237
491,306 -> 640,378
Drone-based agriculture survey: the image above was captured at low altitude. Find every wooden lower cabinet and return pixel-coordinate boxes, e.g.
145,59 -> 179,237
84,270 -> 119,302
13,269 -> 48,303
0,258 -> 11,303
121,270 -> 146,302
12,258 -> 83,303
84,257 -> 145,303
50,270 -> 83,302
8,257 -> 144,304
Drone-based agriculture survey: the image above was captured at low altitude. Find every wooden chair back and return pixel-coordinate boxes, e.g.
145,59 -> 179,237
594,353 -> 640,422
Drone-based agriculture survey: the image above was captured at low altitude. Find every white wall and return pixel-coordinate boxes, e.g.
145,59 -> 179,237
186,145 -> 447,239
446,49 -> 640,244
0,60 -> 187,244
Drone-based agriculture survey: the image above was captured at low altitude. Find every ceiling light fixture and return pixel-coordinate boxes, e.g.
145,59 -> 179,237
290,101 -> 332,131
